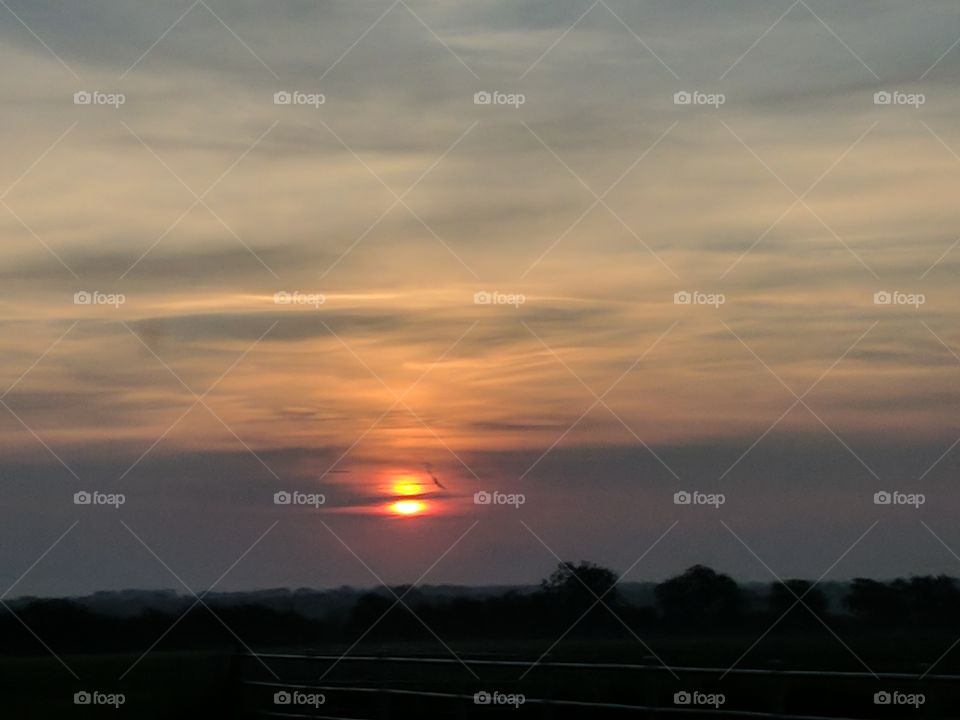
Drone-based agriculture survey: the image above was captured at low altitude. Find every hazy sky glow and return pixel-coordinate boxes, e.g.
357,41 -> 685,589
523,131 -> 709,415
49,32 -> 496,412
2,0 -> 960,596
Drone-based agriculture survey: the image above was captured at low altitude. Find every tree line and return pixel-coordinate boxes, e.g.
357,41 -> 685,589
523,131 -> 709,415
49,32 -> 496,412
2,563 -> 957,654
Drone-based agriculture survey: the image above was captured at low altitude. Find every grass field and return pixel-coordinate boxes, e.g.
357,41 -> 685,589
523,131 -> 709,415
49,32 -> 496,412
3,631 -> 958,717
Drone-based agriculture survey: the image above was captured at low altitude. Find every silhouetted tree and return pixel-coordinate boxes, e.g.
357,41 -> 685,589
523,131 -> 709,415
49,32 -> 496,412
843,575 -> 960,629
766,579 -> 828,630
844,578 -> 905,625
768,580 -> 827,616
898,575 -> 960,627
538,561 -> 623,634
655,565 -> 743,629
541,561 -> 621,606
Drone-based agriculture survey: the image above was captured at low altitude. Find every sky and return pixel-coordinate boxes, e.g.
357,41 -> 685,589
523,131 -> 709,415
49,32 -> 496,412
1,0 -> 960,596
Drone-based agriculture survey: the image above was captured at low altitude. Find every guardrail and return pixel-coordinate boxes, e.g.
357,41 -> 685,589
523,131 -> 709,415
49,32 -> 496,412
231,652 -> 957,719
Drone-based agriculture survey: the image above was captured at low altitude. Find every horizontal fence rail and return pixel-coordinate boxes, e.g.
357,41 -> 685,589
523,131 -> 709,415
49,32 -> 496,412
244,680 -> 864,720
234,652 -> 957,719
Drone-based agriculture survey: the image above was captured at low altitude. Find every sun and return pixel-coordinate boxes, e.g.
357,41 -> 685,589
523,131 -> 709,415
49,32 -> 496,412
390,499 -> 427,516
385,472 -> 430,517
392,474 -> 421,496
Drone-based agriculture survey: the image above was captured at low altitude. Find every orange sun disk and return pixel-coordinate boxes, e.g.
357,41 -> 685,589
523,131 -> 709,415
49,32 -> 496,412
392,475 -> 421,496
390,499 -> 427,516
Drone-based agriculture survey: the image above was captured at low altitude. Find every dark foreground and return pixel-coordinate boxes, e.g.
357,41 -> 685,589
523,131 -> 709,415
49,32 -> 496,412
2,635 -> 957,719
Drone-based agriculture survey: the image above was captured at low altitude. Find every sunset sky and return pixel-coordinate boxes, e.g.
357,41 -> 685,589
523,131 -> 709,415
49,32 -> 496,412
2,0 -> 960,596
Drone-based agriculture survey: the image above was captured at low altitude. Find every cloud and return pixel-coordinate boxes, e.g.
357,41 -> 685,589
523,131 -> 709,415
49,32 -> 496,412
2,0 -> 960,591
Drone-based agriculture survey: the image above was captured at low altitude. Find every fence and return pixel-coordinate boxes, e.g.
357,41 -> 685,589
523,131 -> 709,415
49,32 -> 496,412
231,652 -> 960,719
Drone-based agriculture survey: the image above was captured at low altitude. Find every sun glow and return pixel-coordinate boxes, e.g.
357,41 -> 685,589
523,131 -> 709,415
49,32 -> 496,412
392,475 -> 422,496
390,499 -> 427,516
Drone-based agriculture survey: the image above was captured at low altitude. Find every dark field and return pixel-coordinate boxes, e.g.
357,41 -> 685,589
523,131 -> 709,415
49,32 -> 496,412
5,565 -> 960,717
4,632 -> 958,718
